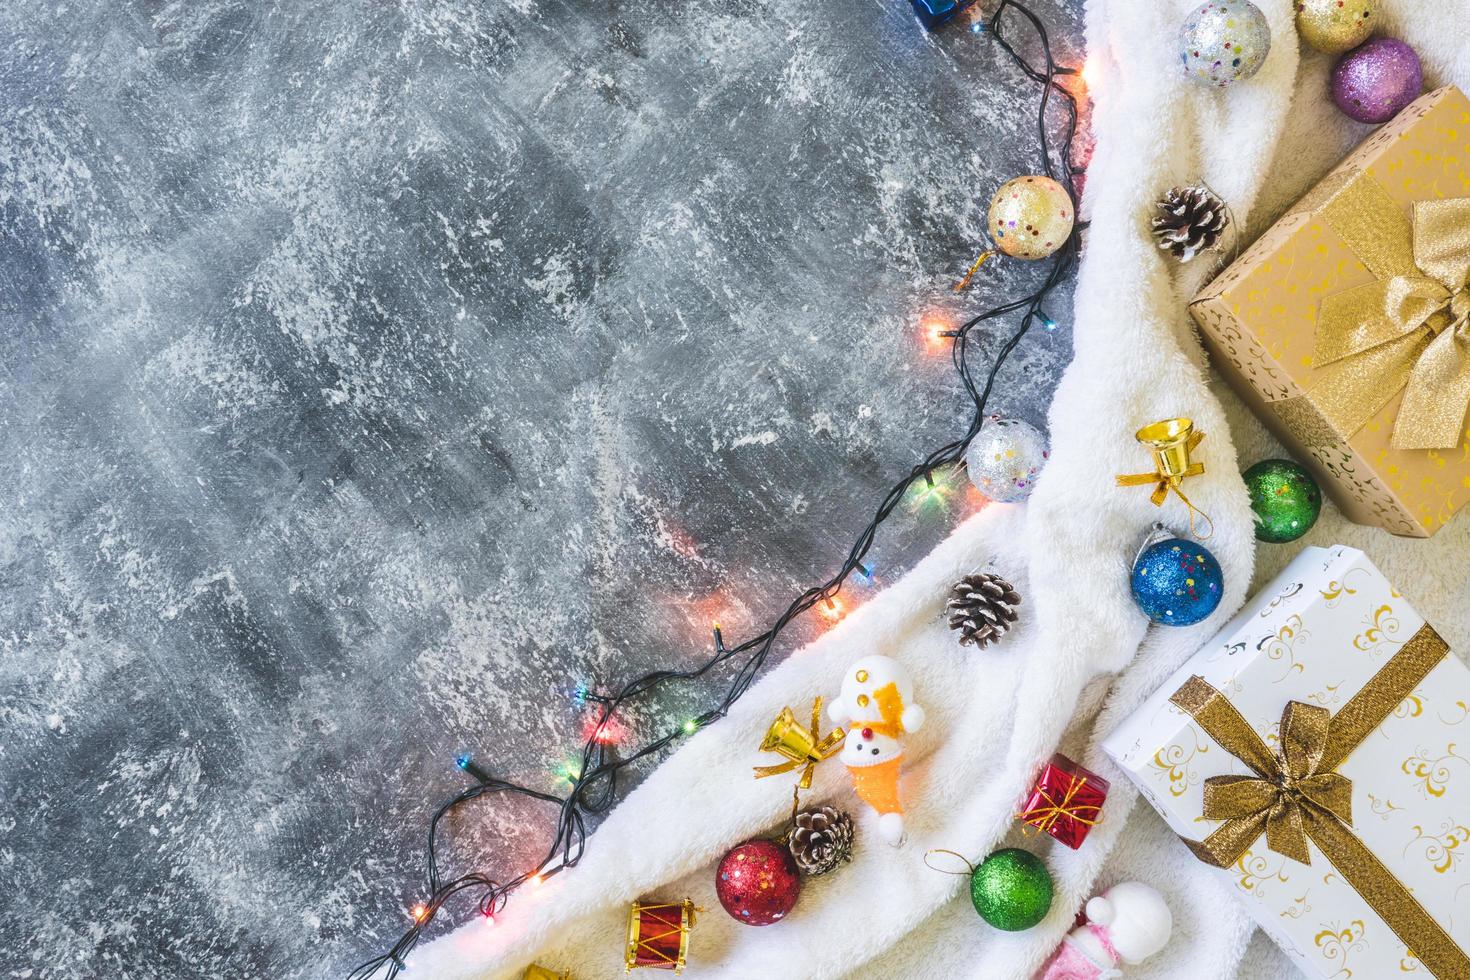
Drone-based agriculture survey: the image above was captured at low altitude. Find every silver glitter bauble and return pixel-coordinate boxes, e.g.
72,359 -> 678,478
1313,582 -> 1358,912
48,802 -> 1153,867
1179,0 -> 1272,88
964,417 -> 1049,503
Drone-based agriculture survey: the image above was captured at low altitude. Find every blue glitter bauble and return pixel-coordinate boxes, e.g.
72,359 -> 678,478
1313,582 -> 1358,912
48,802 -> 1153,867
1130,537 -> 1224,627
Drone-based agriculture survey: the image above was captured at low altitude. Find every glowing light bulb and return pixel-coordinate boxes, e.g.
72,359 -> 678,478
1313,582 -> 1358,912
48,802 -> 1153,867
530,873 -> 544,888
923,316 -> 951,350
584,713 -> 625,746
483,912 -> 496,927
454,752 -> 472,770
411,904 -> 428,922
821,597 -> 845,621
683,719 -> 699,735
910,469 -> 951,511
1081,56 -> 1100,89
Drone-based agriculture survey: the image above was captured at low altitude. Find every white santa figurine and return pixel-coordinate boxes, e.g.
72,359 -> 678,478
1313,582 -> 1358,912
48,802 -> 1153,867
1038,881 -> 1172,980
828,655 -> 924,846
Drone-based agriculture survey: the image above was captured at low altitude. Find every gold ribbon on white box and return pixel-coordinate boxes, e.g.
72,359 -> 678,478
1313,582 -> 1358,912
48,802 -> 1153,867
1169,623 -> 1470,979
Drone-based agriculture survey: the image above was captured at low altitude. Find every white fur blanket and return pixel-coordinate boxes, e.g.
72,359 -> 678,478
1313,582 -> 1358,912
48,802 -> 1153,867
398,1 -> 1470,977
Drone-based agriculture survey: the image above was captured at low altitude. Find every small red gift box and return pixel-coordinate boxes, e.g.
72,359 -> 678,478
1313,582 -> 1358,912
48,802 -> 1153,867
1017,753 -> 1108,849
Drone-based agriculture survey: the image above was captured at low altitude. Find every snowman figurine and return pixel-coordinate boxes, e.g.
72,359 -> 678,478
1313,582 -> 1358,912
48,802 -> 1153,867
1039,881 -> 1173,980
828,655 -> 925,846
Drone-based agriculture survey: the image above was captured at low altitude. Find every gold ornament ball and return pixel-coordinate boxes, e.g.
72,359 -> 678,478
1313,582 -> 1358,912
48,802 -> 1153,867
1295,0 -> 1375,54
988,176 -> 1074,260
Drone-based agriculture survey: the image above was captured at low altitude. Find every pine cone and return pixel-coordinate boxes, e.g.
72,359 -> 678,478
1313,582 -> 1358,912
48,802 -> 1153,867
789,805 -> 854,877
946,572 -> 1022,648
1151,185 -> 1229,262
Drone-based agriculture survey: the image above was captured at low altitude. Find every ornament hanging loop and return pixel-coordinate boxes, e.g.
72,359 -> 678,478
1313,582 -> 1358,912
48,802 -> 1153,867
953,249 -> 996,291
923,848 -> 978,877
785,784 -> 801,839
1171,485 -> 1214,540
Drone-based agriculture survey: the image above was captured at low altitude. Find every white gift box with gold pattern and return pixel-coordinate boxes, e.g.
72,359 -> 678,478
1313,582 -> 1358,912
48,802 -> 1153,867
1103,545 -> 1470,979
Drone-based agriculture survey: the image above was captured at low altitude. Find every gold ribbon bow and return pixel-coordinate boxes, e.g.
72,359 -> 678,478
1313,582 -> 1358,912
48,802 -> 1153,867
753,698 -> 845,790
1276,177 -> 1470,451
1169,623 -> 1469,979
1017,774 -> 1102,837
1116,418 -> 1213,538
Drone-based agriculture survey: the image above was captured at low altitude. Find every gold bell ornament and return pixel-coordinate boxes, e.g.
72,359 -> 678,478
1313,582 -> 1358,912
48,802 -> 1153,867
753,698 -> 846,790
523,966 -> 571,980
751,697 -> 860,880
1116,417 -> 1213,538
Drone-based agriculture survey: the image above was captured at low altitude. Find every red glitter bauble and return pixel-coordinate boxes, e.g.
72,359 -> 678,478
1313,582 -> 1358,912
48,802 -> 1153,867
715,839 -> 801,926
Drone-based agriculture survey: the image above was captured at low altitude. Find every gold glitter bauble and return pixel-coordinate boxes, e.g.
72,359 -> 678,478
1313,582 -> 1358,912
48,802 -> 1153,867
988,176 -> 1074,260
1295,0 -> 1375,54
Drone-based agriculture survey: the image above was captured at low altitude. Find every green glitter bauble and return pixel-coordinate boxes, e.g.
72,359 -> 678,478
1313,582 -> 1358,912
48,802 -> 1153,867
970,848 -> 1052,931
1244,459 -> 1322,543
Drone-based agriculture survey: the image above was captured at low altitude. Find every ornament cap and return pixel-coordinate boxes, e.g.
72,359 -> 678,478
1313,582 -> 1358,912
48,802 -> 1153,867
1134,521 -> 1173,567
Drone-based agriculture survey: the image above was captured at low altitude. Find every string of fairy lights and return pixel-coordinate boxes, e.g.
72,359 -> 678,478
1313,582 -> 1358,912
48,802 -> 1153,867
350,2 -> 1084,976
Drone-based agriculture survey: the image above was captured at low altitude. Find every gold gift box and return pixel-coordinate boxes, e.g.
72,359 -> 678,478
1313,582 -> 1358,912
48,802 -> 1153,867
1190,86 -> 1470,537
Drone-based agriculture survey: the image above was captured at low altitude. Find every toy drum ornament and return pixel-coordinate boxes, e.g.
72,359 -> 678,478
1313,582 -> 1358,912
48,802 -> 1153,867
625,899 -> 697,972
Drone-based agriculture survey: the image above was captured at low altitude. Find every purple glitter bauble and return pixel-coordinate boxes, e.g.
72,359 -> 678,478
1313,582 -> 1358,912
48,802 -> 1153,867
1331,38 -> 1423,124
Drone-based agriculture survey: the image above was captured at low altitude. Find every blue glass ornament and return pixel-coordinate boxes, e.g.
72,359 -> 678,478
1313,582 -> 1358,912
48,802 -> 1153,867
912,0 -> 976,30
1130,533 -> 1223,627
